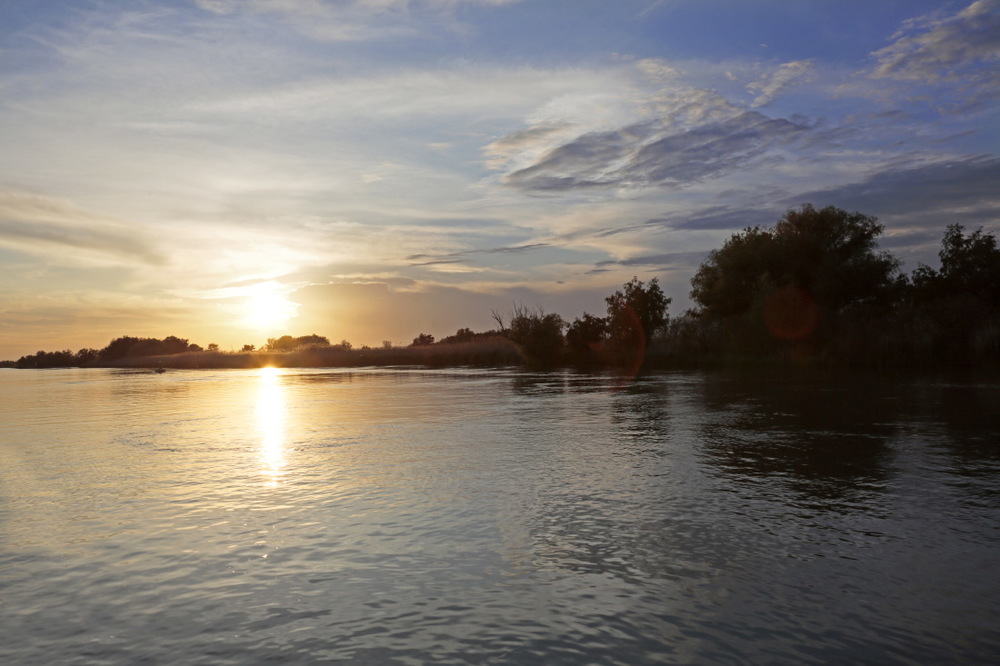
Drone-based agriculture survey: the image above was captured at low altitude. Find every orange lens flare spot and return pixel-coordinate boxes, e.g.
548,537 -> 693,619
764,286 -> 819,341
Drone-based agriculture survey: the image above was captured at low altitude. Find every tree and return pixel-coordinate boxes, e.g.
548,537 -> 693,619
913,224 -> 1000,305
241,344 -> 256,352
75,348 -> 99,365
161,336 -> 192,354
96,335 -> 203,360
263,334 -> 331,352
297,334 -> 331,348
605,277 -> 670,345
908,224 -> 1000,365
130,338 -> 168,357
439,328 -> 476,344
411,333 -> 435,346
565,312 -> 608,355
773,204 -> 900,316
16,349 -> 77,368
98,336 -> 142,361
207,343 -> 220,352
506,304 -> 565,366
690,226 -> 776,319
690,205 -> 901,350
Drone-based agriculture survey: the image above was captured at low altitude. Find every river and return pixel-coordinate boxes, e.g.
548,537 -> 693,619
1,367 -> 998,664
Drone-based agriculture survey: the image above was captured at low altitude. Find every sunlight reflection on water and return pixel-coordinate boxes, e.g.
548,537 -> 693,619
256,366 -> 286,487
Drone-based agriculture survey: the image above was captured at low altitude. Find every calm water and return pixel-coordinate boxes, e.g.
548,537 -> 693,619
1,367 -> 999,664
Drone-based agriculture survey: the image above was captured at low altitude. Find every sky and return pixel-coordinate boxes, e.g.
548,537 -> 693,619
1,0 -> 998,358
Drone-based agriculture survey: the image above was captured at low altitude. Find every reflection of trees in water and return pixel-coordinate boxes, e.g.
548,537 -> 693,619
608,379 -> 673,452
932,381 -> 1000,453
694,372 -> 899,512
516,373 -> 705,585
916,380 -> 1000,508
508,370 -> 622,396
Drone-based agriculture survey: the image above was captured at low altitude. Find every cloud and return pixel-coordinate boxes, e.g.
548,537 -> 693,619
406,242 -> 552,266
592,250 -> 707,270
871,0 -> 1000,82
865,0 -> 1000,108
0,191 -> 165,266
667,206 -> 777,231
503,111 -> 810,192
482,123 -> 575,169
748,60 -> 814,107
191,0 -> 523,41
195,0 -> 520,12
791,155 -> 1000,227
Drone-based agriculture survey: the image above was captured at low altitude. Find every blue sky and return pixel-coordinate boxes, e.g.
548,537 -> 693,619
1,0 -> 998,357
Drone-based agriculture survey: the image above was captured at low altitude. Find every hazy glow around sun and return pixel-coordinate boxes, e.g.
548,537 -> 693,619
243,286 -> 300,330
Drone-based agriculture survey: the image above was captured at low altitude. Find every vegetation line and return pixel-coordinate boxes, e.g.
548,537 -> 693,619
5,205 -> 998,371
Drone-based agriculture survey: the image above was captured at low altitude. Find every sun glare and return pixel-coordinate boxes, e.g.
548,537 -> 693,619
243,288 -> 298,330
256,366 -> 286,486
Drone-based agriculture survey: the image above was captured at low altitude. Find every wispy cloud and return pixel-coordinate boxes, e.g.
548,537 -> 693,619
406,242 -> 552,266
871,0 -> 1000,82
191,0 -> 524,41
0,191 -> 164,266
502,111 -> 810,192
748,60 -> 814,107
865,0 -> 1000,108
792,155 -> 1000,227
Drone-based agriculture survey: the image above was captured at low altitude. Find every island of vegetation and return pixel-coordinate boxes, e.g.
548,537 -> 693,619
5,205 -> 998,372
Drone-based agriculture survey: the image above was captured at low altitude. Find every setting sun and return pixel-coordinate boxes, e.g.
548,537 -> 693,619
243,288 -> 299,331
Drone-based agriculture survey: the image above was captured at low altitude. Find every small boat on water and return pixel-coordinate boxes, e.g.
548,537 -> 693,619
155,367 -> 166,374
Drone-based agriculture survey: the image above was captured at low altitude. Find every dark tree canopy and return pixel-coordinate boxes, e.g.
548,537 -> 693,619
605,276 -> 671,343
913,224 -> 1000,305
264,334 -> 331,352
565,312 -> 608,353
690,205 -> 901,329
506,305 -> 564,366
99,336 -> 143,361
411,333 -> 435,346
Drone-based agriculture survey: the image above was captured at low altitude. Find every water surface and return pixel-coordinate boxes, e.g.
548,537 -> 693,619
2,367 -> 998,663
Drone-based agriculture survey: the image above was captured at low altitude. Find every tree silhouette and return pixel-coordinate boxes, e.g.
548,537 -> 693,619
506,304 -> 564,366
606,277 -> 670,345
566,312 -> 608,354
913,224 -> 1000,305
690,204 -> 901,353
411,333 -> 435,346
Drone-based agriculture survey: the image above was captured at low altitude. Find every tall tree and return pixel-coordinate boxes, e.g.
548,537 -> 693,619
690,204 -> 901,350
506,304 -> 565,366
605,277 -> 671,344
913,224 -> 1000,305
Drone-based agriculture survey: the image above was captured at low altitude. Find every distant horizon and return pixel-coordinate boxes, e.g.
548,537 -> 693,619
2,212 -> 996,362
2,0 -> 998,360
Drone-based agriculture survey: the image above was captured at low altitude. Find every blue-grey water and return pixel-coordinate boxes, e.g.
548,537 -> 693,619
1,366 -> 999,664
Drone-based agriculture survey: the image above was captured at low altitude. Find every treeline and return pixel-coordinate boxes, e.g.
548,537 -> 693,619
7,204 -> 998,371
11,333 -> 344,368
406,204 -> 999,370
668,206 -> 1000,369
13,335 -> 206,369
